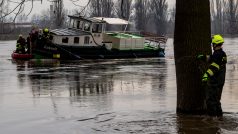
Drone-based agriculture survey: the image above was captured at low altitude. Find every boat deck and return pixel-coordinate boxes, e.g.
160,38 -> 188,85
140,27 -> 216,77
107,33 -> 143,39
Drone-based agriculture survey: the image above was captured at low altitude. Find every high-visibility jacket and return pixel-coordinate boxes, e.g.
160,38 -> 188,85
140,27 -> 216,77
16,43 -> 22,50
205,48 -> 227,117
205,49 -> 227,79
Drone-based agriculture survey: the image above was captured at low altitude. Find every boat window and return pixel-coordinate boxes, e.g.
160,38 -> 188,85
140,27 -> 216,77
84,36 -> 90,44
74,37 -> 79,44
92,24 -> 102,33
78,21 -> 83,30
77,21 -> 80,29
77,21 -> 82,29
83,22 -> 91,31
73,20 -> 77,28
70,19 -> 74,28
62,37 -> 69,43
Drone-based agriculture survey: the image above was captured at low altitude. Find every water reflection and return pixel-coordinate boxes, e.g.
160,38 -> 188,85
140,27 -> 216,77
177,113 -> 238,134
3,39 -> 238,134
14,60 -> 29,89
11,54 -> 177,133
14,58 -> 168,98
68,72 -> 113,96
150,59 -> 168,108
24,60 -> 114,97
176,115 -> 221,134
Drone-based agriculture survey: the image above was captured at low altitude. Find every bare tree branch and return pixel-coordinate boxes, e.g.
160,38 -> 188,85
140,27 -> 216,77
78,0 -> 91,15
26,0 -> 34,16
0,0 -> 25,20
13,0 -> 25,22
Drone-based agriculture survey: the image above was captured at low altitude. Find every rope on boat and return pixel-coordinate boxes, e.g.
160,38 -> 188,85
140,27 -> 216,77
51,43 -> 82,60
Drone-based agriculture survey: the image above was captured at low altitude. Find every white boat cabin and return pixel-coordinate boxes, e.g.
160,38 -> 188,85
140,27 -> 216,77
51,15 -> 106,46
50,15 -> 147,50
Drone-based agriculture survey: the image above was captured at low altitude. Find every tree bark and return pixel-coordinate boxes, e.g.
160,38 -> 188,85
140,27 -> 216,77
174,0 -> 211,114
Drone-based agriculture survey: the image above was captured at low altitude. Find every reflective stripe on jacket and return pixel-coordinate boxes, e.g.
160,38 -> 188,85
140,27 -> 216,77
206,49 -> 227,77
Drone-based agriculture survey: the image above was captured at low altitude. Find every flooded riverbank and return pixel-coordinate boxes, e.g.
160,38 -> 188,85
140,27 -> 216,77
0,39 -> 238,133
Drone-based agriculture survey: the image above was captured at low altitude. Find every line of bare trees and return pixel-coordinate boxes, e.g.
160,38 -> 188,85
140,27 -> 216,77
0,0 -> 33,39
0,0 -> 171,36
87,0 -> 169,35
30,0 -> 67,29
211,0 -> 238,35
3,0 -> 238,36
135,0 -> 169,35
0,0 -> 9,34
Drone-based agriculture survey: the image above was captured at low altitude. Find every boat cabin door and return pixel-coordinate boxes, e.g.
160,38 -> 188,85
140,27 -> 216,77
91,23 -> 104,45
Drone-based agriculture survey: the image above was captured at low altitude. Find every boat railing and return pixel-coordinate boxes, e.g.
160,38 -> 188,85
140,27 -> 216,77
139,32 -> 167,50
105,31 -> 167,43
140,32 -> 167,44
104,31 -> 167,49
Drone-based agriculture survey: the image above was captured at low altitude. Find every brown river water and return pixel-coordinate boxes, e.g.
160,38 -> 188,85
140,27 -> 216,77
0,39 -> 238,134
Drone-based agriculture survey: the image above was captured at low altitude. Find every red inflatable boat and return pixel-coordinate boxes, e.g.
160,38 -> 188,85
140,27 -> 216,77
11,51 -> 33,60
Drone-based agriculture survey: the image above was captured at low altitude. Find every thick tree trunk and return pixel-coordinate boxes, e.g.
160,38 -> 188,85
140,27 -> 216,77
174,0 -> 212,114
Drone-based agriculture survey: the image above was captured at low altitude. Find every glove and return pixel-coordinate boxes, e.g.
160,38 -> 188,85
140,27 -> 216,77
197,54 -> 206,60
202,73 -> 209,83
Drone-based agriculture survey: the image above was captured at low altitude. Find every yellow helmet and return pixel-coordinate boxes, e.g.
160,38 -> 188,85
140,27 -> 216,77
212,34 -> 224,45
44,28 -> 49,33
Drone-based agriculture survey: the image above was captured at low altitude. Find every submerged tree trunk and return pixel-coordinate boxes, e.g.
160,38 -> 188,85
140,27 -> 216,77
174,0 -> 211,114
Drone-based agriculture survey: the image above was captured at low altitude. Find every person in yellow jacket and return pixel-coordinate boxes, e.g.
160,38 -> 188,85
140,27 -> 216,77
197,34 -> 227,118
43,28 -> 50,39
16,34 -> 26,53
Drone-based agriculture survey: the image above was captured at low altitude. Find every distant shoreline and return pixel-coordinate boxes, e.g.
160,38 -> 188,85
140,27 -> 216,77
1,33 -> 238,41
0,34 -> 28,41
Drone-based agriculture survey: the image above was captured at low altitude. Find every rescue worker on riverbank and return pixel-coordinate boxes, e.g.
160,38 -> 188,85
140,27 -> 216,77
16,34 -> 26,53
197,34 -> 227,118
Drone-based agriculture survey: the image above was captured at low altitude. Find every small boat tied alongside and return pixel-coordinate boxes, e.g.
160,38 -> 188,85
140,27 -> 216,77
13,15 -> 168,60
11,51 -> 33,60
11,34 -> 33,60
